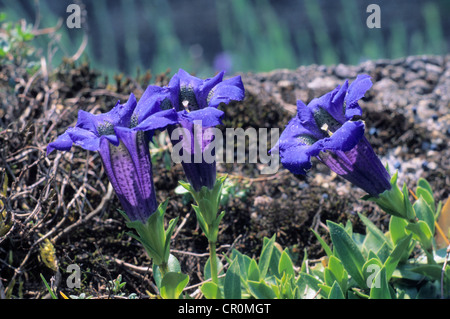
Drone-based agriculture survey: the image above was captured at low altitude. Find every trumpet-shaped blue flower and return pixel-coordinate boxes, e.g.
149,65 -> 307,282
273,74 -> 391,197
47,90 -> 178,222
145,69 -> 245,192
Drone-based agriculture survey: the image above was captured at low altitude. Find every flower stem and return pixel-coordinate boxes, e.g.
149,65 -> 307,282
208,239 -> 219,285
159,262 -> 169,277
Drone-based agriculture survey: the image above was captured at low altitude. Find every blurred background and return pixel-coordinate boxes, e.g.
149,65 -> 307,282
0,0 -> 448,78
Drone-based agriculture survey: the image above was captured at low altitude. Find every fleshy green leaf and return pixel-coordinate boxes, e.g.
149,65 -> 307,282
317,284 -> 332,298
231,249 -> 252,282
259,235 -> 276,279
247,280 -> 277,299
327,221 -> 367,288
329,281 -> 345,299
376,242 -> 391,264
383,234 -> 413,280
359,213 -> 393,250
389,215 -> 409,245
248,259 -> 260,282
402,183 -> 416,222
417,178 -> 433,197
406,220 -> 433,253
160,272 -> 189,299
369,267 -> 391,299
153,254 -> 181,288
413,196 -> 435,236
311,228 -> 333,257
201,282 -> 221,299
224,258 -> 241,299
362,258 -> 382,287
327,255 -> 348,292
278,250 -> 295,278
416,187 -> 435,213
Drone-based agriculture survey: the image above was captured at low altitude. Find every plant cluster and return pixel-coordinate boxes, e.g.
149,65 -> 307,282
46,69 -> 450,299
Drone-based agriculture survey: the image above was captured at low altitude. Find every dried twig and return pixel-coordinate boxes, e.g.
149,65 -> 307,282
52,182 -> 114,243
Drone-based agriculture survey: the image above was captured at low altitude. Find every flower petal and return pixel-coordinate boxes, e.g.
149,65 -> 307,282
177,69 -> 225,109
135,85 -> 175,119
317,120 -> 365,153
296,100 -> 328,139
208,75 -> 245,108
344,74 -> 372,120
47,132 -> 73,155
133,108 -> 179,132
279,144 -> 315,175
66,127 -> 101,152
181,107 -> 224,128
319,137 -> 391,196
101,129 -> 158,222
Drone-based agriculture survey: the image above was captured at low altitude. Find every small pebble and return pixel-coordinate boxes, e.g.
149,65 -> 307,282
369,127 -> 378,136
421,141 -> 431,151
427,162 -> 438,170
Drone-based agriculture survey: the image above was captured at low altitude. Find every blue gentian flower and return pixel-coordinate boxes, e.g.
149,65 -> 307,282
273,74 -> 391,197
47,90 -> 178,223
147,69 -> 245,192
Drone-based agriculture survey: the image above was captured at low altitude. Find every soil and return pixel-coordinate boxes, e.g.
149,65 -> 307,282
0,55 -> 449,299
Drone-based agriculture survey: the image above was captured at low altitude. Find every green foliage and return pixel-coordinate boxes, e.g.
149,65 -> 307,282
298,178 -> 449,299
0,15 -> 39,72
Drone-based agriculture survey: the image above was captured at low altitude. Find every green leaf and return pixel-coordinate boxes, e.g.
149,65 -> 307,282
40,274 -> 57,299
324,268 -> 338,288
247,280 -> 277,299
405,220 -> 433,252
231,249 -> 252,282
311,228 -> 333,257
224,258 -> 241,299
409,264 -> 443,281
317,284 -> 332,298
300,273 -> 327,298
201,282 -> 221,299
268,243 -> 282,279
329,281 -> 345,299
163,217 -> 179,261
402,183 -> 416,222
383,234 -> 413,280
376,242 -> 391,264
327,221 -> 367,288
417,178 -> 433,197
153,254 -> 181,288
416,187 -> 435,213
358,213 -> 393,250
389,215 -> 409,245
278,250 -> 295,278
413,196 -> 435,235
369,267 -> 391,299
327,255 -> 347,292
248,259 -> 260,282
160,272 -> 189,299
362,258 -> 382,287
258,235 -> 276,279
192,205 -> 208,237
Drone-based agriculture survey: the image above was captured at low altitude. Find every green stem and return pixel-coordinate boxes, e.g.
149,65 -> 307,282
209,239 -> 219,285
159,262 -> 169,277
